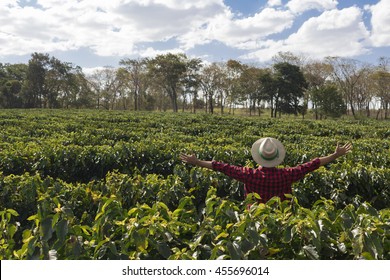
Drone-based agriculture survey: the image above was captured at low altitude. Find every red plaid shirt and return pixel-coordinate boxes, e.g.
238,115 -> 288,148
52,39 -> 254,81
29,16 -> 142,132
212,158 -> 321,202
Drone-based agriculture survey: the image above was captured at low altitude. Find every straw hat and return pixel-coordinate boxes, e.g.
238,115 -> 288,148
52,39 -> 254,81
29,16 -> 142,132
251,137 -> 286,167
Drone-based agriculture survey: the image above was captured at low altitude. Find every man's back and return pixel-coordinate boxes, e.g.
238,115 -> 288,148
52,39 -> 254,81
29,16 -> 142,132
212,158 -> 321,202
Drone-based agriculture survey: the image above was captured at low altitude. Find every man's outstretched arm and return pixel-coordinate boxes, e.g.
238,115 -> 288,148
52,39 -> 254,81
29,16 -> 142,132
180,154 -> 213,169
319,142 -> 352,166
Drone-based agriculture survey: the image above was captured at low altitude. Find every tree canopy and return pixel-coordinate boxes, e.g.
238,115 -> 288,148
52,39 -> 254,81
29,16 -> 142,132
1,52 -> 389,119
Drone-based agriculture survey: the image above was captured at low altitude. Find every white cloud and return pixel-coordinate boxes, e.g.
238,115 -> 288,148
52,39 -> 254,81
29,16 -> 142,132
267,0 -> 282,7
368,0 -> 390,47
179,7 -> 294,50
286,0 -> 338,14
0,0 -> 387,66
138,47 -> 186,58
242,7 -> 370,62
0,0 -> 294,58
0,0 -> 227,57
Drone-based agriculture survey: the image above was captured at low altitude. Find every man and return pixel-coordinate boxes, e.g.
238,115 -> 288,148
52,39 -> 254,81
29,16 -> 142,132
180,137 -> 352,203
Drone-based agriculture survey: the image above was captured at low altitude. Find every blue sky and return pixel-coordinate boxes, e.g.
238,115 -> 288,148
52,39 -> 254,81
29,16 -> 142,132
0,0 -> 389,70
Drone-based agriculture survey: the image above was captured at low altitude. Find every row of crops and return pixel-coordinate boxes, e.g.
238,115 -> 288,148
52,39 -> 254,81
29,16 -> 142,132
0,109 -> 389,259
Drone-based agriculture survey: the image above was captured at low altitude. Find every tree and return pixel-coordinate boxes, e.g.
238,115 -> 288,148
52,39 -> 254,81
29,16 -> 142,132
259,65 -> 307,118
200,63 -> 224,114
272,62 -> 307,117
326,57 -> 370,118
272,51 -> 306,67
371,57 -> 390,119
225,60 -> 244,114
0,63 -> 27,108
304,60 -> 333,119
259,69 -> 278,118
21,53 -> 49,108
354,66 -> 374,117
1,80 -> 22,108
86,67 -> 121,110
59,68 -> 94,109
147,53 -> 187,112
45,57 -> 78,108
20,53 -> 85,109
311,84 -> 346,118
237,66 -> 267,116
119,58 -> 148,111
182,58 -> 202,113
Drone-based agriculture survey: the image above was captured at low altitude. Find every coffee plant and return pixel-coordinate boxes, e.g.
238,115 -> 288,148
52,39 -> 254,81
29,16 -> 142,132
0,110 -> 389,259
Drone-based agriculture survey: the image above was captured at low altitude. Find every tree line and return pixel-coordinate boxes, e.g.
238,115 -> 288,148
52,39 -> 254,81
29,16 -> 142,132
1,52 -> 389,119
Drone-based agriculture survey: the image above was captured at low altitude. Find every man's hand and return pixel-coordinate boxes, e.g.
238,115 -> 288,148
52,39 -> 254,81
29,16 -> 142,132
319,142 -> 352,166
180,153 -> 213,169
180,154 -> 199,165
335,142 -> 353,157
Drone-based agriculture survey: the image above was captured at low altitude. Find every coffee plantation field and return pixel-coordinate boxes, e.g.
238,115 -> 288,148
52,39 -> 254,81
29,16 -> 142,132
0,109 -> 389,260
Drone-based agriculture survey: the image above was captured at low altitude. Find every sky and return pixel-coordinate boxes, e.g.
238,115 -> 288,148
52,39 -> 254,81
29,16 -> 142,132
0,0 -> 389,70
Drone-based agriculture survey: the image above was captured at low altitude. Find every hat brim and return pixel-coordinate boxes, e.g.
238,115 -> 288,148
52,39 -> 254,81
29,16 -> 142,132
251,138 -> 286,167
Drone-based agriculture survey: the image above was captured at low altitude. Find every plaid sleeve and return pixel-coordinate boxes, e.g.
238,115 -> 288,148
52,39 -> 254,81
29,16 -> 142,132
211,161 -> 252,183
286,158 -> 321,182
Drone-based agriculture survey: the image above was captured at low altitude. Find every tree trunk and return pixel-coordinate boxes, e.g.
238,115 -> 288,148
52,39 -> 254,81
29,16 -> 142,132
170,87 -> 178,112
209,95 -> 214,114
274,98 -> 279,118
350,105 -> 356,118
192,92 -> 197,113
134,90 -> 138,111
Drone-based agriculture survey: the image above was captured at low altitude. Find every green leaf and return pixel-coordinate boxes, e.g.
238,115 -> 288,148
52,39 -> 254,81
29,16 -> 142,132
226,241 -> 242,260
6,209 -> 19,217
22,229 -> 32,243
27,215 -> 38,221
156,202 -> 170,219
80,225 -> 91,236
340,213 -> 354,230
268,247 -> 282,256
52,213 -> 60,228
48,249 -> 57,260
259,234 -> 268,247
190,233 -> 203,250
8,224 -> 17,239
283,225 -> 293,243
61,207 -> 74,219
101,198 -> 115,213
56,220 -> 68,242
240,238 -> 255,254
177,196 -> 192,210
337,242 -> 347,254
40,218 -> 53,242
108,241 -> 118,256
351,228 -> 364,256
215,232 -> 229,240
164,231 -> 173,242
94,238 -> 109,255
140,204 -> 152,210
95,212 -> 104,221
157,242 -> 171,259
53,197 -> 60,207
303,245 -> 319,260
364,232 -> 383,259
127,207 -> 138,216
361,252 -> 375,260
266,196 -> 280,207
172,209 -> 183,217
134,231 -> 148,251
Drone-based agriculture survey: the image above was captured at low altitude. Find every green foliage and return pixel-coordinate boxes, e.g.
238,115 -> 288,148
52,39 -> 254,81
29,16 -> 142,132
311,84 -> 347,118
0,110 -> 389,259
